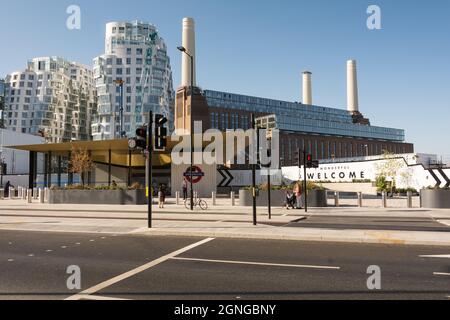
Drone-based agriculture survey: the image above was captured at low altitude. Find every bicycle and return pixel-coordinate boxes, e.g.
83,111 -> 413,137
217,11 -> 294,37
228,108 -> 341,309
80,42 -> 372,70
184,196 -> 208,210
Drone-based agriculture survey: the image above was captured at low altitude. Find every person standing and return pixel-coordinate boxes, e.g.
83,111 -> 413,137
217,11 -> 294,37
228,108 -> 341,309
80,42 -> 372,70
293,182 -> 303,209
159,184 -> 166,209
182,178 -> 188,201
4,181 -> 11,198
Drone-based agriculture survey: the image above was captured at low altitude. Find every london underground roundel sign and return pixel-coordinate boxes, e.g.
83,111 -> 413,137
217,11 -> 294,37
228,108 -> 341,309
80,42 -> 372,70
184,166 -> 205,184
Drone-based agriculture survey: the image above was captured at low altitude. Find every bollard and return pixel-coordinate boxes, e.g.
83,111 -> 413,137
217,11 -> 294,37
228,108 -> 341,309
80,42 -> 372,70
407,191 -> 413,208
9,187 -> 15,199
23,188 -> 27,200
212,191 -> 216,206
175,191 -> 180,205
17,187 -> 21,199
39,188 -> 44,204
0,188 -> 3,199
382,191 -> 387,208
357,192 -> 363,207
27,189 -> 32,203
44,187 -> 48,203
334,191 -> 340,207
231,191 -> 235,206
33,188 -> 38,200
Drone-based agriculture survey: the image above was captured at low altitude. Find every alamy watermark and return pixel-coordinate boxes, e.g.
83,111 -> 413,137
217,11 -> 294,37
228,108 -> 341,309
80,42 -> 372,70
366,265 -> 381,290
171,124 -> 280,175
66,265 -> 81,290
367,5 -> 382,30
66,5 -> 81,30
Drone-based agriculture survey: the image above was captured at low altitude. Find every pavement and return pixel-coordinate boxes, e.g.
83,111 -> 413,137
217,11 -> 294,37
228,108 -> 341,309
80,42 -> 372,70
0,197 -> 450,246
1,230 -> 449,300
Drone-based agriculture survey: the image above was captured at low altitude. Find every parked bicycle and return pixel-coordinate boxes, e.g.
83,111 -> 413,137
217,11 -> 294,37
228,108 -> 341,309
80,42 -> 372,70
184,196 -> 208,210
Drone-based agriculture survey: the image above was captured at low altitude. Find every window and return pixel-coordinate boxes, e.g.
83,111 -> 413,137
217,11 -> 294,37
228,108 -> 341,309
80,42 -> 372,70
136,58 -> 143,65
136,48 -> 143,55
126,48 -> 132,55
116,58 -> 122,65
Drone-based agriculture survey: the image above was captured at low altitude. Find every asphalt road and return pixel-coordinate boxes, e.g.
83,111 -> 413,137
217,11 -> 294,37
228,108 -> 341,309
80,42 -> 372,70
0,230 -> 449,300
276,213 -> 450,232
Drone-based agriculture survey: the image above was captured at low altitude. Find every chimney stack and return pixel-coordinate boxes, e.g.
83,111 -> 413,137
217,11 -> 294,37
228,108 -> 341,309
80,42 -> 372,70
302,71 -> 312,105
347,60 -> 359,113
181,17 -> 196,87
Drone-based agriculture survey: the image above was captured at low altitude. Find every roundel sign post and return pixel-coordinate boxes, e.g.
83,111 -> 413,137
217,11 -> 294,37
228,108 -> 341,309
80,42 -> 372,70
184,166 -> 205,184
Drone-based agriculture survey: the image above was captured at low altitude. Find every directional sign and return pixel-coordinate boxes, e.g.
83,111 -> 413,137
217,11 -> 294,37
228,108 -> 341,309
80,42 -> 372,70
218,167 -> 234,187
438,169 -> 450,188
428,169 -> 450,188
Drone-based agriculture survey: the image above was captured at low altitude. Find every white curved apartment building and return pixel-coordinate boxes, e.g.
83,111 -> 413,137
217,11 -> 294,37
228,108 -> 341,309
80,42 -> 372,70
4,57 -> 97,142
92,21 -> 174,140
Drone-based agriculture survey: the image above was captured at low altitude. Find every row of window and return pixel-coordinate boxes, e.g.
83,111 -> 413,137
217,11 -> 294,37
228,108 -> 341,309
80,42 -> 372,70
280,138 -> 409,163
210,112 -> 251,130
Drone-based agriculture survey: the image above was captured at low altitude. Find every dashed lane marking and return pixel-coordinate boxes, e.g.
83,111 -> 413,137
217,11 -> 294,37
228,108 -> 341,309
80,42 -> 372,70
65,237 -> 215,300
420,254 -> 450,259
434,272 -> 450,276
170,257 -> 341,270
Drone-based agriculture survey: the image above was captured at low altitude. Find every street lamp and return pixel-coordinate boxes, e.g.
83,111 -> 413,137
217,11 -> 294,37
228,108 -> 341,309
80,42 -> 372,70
177,46 -> 194,211
114,79 -> 125,139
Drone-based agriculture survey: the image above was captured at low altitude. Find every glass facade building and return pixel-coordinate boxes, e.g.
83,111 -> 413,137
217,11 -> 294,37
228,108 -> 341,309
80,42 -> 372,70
0,79 -> 5,128
92,21 -> 174,140
204,90 -> 405,142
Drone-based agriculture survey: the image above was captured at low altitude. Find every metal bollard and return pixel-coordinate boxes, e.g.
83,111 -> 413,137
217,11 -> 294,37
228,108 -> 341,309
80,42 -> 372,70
407,191 -> 413,208
357,192 -> 363,207
27,189 -> 32,203
0,188 -> 3,199
33,188 -> 38,200
231,191 -> 235,206
9,187 -> 15,199
23,188 -> 27,200
39,188 -> 44,204
44,187 -> 48,203
382,191 -> 387,208
176,191 -> 180,205
334,191 -> 340,207
212,191 -> 216,206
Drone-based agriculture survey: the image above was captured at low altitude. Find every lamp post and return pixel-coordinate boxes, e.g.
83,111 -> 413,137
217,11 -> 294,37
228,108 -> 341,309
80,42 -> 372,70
114,79 -> 125,139
177,46 -> 194,211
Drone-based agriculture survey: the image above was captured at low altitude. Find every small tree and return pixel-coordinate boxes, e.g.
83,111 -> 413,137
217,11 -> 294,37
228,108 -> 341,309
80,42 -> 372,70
375,151 -> 404,192
69,148 -> 95,186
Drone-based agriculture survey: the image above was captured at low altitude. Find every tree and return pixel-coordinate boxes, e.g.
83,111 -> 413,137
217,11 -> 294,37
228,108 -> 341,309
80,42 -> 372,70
375,151 -> 404,192
69,148 -> 95,186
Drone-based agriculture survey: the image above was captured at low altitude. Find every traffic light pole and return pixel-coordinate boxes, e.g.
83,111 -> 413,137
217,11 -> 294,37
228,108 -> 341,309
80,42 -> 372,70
251,114 -> 257,226
303,149 -> 308,213
147,111 -> 153,228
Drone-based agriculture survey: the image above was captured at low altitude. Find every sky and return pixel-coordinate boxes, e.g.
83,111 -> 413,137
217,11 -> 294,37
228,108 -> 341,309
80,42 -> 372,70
1,0 -> 449,155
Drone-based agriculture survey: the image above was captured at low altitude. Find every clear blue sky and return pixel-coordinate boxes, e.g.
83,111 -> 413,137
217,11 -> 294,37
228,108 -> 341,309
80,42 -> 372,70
1,0 -> 449,155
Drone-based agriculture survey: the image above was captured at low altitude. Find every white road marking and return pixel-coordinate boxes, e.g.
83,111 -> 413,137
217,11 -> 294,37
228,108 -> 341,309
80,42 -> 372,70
89,240 -> 95,242
75,243 -> 81,245
46,250 -> 53,253
65,238 -> 215,300
7,259 -> 14,262
75,295 -> 129,301
170,257 -> 341,270
437,220 -> 450,227
61,246 -> 67,249
433,272 -> 450,276
27,254 -> 34,257
420,254 -> 450,259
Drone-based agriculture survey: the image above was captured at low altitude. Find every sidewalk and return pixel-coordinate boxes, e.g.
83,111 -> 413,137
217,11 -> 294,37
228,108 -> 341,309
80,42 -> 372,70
0,198 -> 449,246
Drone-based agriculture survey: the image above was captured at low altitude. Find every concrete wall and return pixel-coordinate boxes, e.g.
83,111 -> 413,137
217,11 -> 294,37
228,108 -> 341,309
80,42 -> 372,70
320,183 -> 377,196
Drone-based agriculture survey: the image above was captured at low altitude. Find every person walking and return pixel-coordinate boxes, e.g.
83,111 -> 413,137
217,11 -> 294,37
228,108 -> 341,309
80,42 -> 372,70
182,178 -> 188,201
4,181 -> 11,198
293,181 -> 303,209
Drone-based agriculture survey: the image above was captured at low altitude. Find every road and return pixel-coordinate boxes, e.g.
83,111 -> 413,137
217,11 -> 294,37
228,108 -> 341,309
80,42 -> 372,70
0,230 -> 449,300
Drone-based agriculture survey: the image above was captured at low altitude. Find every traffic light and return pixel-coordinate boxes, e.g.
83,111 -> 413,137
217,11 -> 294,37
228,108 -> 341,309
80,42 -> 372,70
128,126 -> 147,151
306,154 -> 319,168
154,114 -> 168,151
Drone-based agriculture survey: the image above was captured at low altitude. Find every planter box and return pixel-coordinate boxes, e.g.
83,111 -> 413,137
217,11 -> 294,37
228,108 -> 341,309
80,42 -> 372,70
48,189 -> 147,205
239,189 -> 328,207
420,189 -> 450,209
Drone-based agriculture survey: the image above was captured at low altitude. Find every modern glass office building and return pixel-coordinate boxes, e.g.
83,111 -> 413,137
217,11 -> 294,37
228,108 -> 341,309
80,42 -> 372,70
92,21 -> 174,140
204,90 -> 404,142
200,89 -> 413,164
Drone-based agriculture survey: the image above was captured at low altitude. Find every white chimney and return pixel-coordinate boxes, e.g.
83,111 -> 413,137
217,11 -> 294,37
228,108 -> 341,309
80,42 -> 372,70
181,17 -> 196,87
347,60 -> 359,113
302,71 -> 312,105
